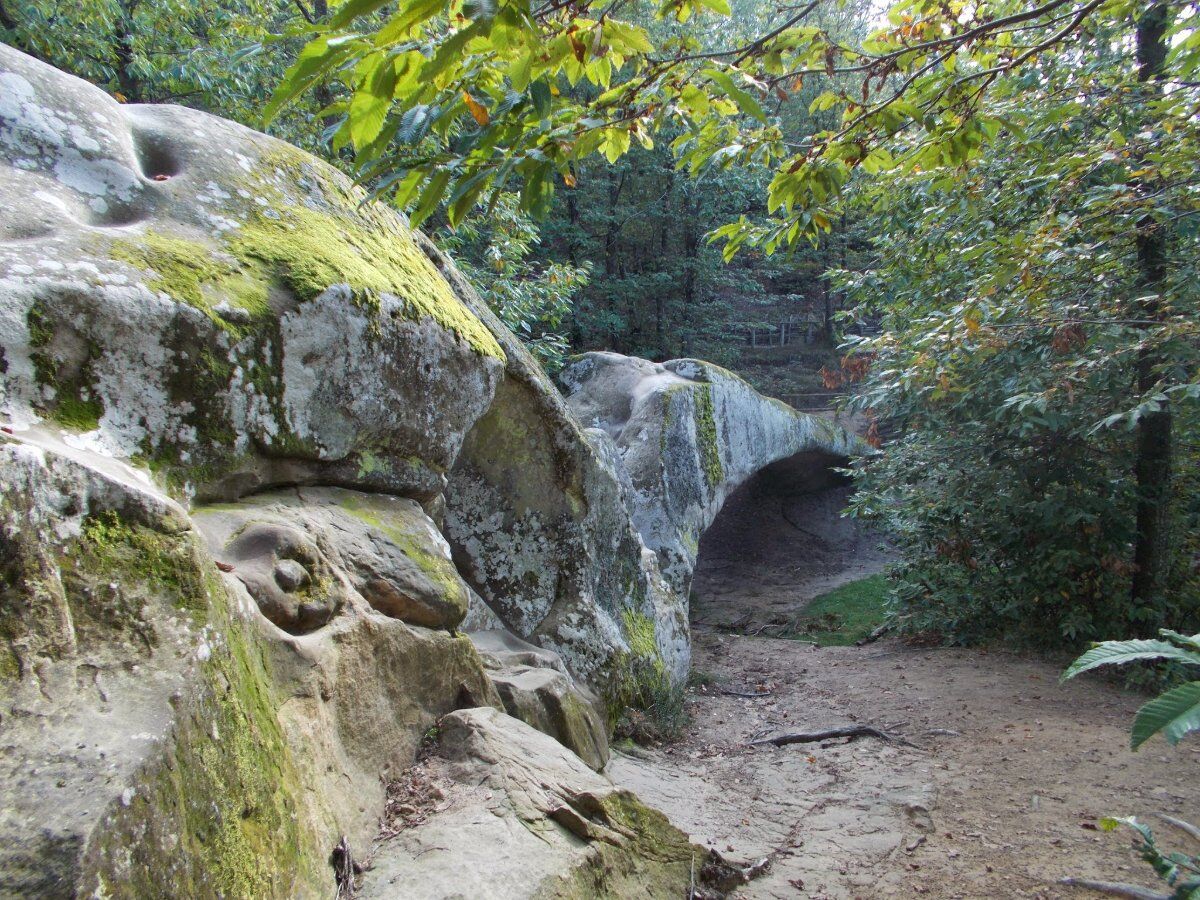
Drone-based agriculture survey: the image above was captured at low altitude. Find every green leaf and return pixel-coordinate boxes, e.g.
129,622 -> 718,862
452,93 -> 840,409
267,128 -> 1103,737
704,69 -> 767,124
1062,639 -> 1200,681
601,127 -> 631,163
348,55 -> 398,151
1131,681 -> 1200,749
447,169 -> 493,226
420,23 -> 481,84
328,0 -> 392,29
264,36 -> 356,123
409,169 -> 452,227
376,0 -> 445,44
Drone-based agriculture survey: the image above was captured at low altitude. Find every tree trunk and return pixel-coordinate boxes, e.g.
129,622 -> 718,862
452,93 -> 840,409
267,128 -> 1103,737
656,176 -> 672,359
1130,0 -> 1172,606
114,0 -> 143,102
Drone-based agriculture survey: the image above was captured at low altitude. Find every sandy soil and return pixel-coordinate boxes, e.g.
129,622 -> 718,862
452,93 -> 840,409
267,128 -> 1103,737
611,473 -> 1200,899
612,633 -> 1200,898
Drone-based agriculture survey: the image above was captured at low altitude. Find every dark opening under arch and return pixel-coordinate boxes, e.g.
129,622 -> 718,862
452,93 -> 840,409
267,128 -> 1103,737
690,450 -> 889,632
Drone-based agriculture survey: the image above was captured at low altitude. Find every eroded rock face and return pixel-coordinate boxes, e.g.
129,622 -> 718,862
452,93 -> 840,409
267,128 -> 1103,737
425,240 -> 691,690
471,629 -> 610,771
0,429 -> 504,898
195,488 -> 470,633
0,43 -> 503,504
559,351 -> 865,599
360,708 -> 714,900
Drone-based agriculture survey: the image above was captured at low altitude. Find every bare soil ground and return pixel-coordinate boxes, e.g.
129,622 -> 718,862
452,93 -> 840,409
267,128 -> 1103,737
610,471 -> 1200,899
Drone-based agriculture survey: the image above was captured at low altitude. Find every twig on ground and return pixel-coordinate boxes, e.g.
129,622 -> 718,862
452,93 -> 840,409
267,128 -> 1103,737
720,688 -> 774,698
749,725 -> 915,748
855,621 -> 893,646
1155,813 -> 1200,843
1058,878 -> 1170,899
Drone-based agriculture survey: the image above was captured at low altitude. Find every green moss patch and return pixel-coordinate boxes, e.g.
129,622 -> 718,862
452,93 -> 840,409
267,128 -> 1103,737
228,201 -> 503,359
693,385 -> 724,490
26,301 -> 106,432
111,233 -> 272,335
60,512 -> 211,650
610,609 -> 687,743
785,574 -> 889,646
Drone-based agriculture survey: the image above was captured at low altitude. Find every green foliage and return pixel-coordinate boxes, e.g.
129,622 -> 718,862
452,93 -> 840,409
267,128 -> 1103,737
1063,630 -> 1200,750
836,10 -> 1200,648
438,193 -> 588,370
1096,817 -> 1200,900
787,574 -> 889,647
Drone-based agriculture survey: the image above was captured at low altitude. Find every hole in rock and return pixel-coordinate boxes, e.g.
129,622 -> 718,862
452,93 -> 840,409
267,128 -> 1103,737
690,449 -> 891,635
131,127 -> 183,180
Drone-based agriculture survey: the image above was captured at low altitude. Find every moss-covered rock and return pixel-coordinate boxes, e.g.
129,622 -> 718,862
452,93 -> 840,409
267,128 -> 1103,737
0,431 -> 503,898
0,44 -> 502,503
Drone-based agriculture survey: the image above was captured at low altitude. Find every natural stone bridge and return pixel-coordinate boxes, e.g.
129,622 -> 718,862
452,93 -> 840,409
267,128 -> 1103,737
0,45 -> 862,898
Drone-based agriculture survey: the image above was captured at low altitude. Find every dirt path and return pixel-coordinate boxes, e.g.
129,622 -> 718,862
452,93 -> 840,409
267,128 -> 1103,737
611,632 -> 1200,898
610,475 -> 1200,899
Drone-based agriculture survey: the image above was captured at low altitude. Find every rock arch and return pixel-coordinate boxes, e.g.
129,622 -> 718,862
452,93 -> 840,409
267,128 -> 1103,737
558,352 -> 865,667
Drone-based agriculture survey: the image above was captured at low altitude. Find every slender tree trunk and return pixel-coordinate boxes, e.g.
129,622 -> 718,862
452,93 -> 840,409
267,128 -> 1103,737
656,171 -> 673,359
1130,0 -> 1172,606
603,168 -> 627,349
114,0 -> 143,102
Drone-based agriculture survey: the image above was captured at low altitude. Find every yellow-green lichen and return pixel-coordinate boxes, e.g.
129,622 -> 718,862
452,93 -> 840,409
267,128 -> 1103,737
550,791 -> 698,898
693,385 -> 724,491
231,150 -> 504,360
110,233 -> 272,334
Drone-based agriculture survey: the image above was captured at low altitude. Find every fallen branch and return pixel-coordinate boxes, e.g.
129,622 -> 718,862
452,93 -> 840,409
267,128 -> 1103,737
749,725 -> 914,748
1058,878 -> 1170,899
855,621 -> 893,646
1155,813 -> 1200,843
720,688 -> 773,698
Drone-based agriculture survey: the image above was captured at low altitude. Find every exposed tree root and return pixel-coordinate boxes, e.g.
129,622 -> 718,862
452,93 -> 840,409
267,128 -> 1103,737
1058,878 -> 1170,899
1156,813 -> 1200,843
749,725 -> 915,748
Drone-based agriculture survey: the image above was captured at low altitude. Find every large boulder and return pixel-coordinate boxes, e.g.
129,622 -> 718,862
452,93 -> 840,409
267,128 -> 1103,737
0,42 -> 503,505
360,708 -> 729,899
471,629 -> 610,771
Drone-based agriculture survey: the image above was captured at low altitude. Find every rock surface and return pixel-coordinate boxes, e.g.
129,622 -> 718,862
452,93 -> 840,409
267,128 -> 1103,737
360,708 -> 717,900
472,629 -> 610,770
0,42 -> 503,505
0,45 -> 865,898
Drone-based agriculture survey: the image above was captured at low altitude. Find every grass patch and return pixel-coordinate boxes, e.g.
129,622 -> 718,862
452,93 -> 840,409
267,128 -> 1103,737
787,574 -> 889,646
